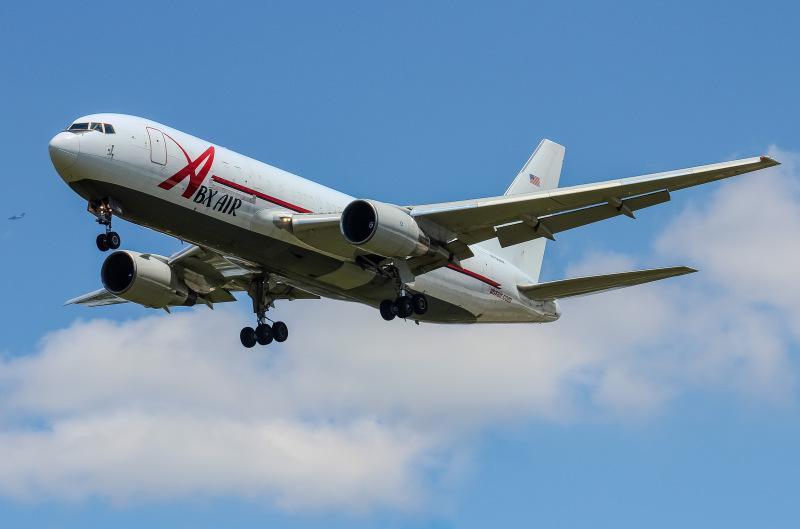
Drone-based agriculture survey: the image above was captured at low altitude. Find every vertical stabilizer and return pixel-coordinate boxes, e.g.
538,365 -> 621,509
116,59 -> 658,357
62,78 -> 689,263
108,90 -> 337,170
505,139 -> 564,194
479,139 -> 565,283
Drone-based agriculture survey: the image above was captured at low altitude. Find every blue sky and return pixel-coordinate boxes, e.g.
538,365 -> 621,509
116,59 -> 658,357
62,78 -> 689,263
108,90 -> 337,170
2,1 -> 800,527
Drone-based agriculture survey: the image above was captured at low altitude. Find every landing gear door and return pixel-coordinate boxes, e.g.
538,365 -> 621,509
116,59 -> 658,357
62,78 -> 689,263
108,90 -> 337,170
147,127 -> 167,165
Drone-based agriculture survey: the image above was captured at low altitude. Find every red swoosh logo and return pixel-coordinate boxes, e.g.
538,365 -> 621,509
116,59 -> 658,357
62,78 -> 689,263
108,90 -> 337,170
157,136 -> 215,199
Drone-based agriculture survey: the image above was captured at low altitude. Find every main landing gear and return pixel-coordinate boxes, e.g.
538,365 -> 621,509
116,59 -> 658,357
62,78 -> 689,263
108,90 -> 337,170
240,277 -> 290,348
240,319 -> 289,348
379,293 -> 428,321
91,199 -> 121,252
378,265 -> 428,321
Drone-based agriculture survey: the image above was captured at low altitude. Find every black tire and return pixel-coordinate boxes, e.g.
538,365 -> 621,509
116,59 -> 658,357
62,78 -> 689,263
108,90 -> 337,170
255,323 -> 273,345
107,231 -> 121,250
240,327 -> 257,348
394,296 -> 413,319
96,233 -> 109,252
379,299 -> 396,321
411,294 -> 428,315
272,321 -> 289,342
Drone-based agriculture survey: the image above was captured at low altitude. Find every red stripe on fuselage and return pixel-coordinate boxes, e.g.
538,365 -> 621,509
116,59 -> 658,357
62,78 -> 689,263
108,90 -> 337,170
208,175 -> 496,288
446,264 -> 501,288
211,176 -> 312,213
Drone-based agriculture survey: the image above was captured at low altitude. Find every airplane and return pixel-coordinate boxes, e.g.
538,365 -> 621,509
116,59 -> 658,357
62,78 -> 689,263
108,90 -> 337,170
49,114 -> 779,347
8,213 -> 25,220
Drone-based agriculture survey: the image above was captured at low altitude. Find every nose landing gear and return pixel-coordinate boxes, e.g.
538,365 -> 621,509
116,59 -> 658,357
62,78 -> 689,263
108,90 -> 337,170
96,230 -> 121,252
90,198 -> 122,252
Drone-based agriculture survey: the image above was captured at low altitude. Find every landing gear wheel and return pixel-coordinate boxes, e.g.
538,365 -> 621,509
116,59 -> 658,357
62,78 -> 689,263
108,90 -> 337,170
380,299 -> 396,321
411,294 -> 428,315
107,231 -> 121,250
96,233 -> 109,252
92,199 -> 118,252
240,327 -> 257,348
255,323 -> 273,345
272,321 -> 289,343
394,296 -> 413,319
245,277 -> 290,348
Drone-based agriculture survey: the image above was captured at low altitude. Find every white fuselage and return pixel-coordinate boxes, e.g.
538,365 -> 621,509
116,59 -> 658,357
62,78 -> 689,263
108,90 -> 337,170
51,113 -> 560,324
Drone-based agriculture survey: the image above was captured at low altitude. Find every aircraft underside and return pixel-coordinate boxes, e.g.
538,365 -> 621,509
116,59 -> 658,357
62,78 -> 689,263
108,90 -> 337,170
51,113 -> 778,348
67,177 -> 484,324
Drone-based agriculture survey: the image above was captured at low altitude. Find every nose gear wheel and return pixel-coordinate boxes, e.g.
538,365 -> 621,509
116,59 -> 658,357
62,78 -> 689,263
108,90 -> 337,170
91,198 -> 122,252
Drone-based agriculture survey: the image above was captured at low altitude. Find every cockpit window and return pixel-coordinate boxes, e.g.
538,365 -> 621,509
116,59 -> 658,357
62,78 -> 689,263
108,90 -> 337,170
67,122 -> 116,134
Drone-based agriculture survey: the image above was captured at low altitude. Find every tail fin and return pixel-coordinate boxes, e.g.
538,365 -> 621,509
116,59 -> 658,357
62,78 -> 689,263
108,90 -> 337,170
478,139 -> 565,282
504,139 -> 565,195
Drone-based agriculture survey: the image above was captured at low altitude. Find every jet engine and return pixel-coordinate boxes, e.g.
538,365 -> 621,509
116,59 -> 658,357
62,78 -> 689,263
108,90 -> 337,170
101,250 -> 197,308
340,199 -> 442,258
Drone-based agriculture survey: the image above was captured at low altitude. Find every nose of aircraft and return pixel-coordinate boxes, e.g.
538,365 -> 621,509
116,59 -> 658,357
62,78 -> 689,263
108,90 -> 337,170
49,131 -> 80,170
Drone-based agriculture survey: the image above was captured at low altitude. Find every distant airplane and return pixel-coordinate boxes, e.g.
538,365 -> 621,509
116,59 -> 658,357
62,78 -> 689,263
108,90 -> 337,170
49,114 -> 779,347
8,213 -> 25,220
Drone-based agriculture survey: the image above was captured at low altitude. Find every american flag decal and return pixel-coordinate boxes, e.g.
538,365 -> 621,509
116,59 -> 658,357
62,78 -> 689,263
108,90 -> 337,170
529,174 -> 541,187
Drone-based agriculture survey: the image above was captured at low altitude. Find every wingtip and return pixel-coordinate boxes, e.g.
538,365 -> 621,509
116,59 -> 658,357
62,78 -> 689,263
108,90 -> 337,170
663,266 -> 698,277
760,155 -> 781,166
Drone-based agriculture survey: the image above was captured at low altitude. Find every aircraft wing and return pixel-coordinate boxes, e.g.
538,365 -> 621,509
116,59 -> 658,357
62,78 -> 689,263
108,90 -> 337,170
165,244 -> 260,296
518,266 -> 696,301
65,288 -> 128,307
409,155 -> 778,247
66,244 -> 319,308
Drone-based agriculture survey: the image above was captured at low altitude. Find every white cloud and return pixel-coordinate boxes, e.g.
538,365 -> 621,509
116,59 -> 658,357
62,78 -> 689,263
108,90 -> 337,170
1,147 -> 798,509
0,311 -> 433,511
0,410 -> 428,510
656,146 -> 800,320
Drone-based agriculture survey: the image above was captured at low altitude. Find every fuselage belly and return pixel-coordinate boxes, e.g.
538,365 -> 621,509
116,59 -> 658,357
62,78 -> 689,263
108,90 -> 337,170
52,114 -> 558,324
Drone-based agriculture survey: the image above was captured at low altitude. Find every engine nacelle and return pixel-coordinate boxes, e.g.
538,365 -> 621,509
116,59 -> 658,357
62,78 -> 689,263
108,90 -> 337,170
101,250 -> 197,309
341,199 -> 440,258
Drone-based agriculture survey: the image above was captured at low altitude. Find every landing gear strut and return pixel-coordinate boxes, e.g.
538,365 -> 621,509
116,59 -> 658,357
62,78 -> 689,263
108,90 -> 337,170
91,199 -> 121,252
240,277 -> 289,348
378,265 -> 428,321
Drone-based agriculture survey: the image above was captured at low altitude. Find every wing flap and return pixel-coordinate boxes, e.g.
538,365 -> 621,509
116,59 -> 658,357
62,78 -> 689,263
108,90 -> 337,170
265,282 -> 321,301
496,189 -> 671,247
168,244 -> 259,292
517,266 -> 697,301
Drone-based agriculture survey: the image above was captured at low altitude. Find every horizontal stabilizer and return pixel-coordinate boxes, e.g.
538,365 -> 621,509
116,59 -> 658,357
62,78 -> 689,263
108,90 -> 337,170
517,266 -> 697,301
